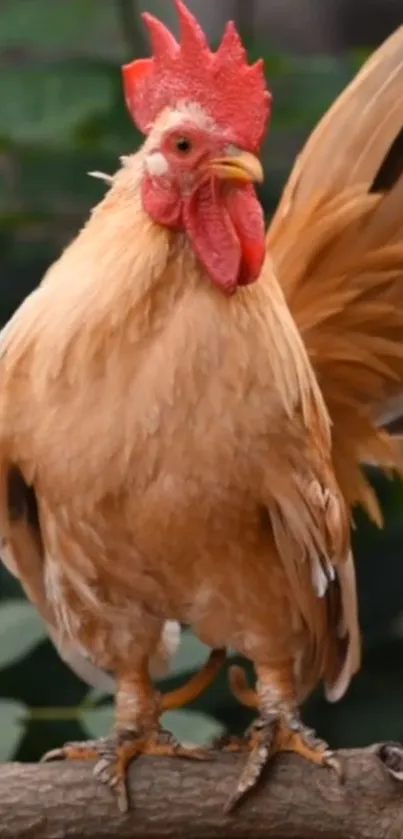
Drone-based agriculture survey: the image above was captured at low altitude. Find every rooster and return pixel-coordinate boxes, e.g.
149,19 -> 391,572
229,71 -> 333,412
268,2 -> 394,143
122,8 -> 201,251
0,0 -> 403,815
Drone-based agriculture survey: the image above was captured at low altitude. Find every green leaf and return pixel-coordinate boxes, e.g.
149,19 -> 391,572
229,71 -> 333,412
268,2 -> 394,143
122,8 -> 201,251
81,705 -> 113,739
349,47 -> 373,73
162,710 -> 225,746
164,629 -> 212,680
248,48 -> 294,76
0,700 -> 25,759
0,1 -> 125,60
0,599 -> 46,668
270,55 -> 354,131
84,631 -> 215,704
81,704 -> 225,747
0,62 -> 115,145
84,686 -> 111,706
84,631 -> 218,705
7,147 -> 116,217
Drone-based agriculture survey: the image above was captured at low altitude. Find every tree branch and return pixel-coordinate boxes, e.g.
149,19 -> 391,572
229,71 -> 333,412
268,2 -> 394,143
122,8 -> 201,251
2,744 -> 403,839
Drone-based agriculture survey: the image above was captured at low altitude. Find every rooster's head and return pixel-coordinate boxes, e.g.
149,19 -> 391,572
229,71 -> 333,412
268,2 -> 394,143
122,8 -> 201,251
122,0 -> 271,293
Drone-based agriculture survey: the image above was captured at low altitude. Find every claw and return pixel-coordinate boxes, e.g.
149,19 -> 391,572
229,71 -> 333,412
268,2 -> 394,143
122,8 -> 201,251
220,713 -> 341,813
40,728 -> 213,812
224,739 -> 272,814
41,748 -> 64,763
323,751 -> 345,782
93,748 -> 135,813
41,742 -> 101,763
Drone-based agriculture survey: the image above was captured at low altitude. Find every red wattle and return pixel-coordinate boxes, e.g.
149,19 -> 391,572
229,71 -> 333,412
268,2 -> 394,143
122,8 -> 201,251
183,180 -> 241,293
224,184 -> 266,286
183,180 -> 265,293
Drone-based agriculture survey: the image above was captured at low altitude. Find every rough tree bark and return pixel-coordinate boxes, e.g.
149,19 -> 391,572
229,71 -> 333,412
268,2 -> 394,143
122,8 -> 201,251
2,743 -> 403,839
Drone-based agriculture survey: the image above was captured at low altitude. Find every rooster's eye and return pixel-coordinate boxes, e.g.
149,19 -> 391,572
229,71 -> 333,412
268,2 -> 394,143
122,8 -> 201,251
175,137 -> 192,154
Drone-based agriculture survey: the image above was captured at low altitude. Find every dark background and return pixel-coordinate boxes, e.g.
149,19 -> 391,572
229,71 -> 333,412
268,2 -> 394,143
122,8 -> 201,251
0,0 -> 403,766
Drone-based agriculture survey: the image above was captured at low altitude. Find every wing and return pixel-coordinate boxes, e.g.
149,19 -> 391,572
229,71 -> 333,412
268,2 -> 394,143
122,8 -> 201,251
262,425 -> 360,701
250,261 -> 359,701
0,271 -> 180,687
0,461 -> 115,691
267,25 -> 403,526
0,457 -> 179,688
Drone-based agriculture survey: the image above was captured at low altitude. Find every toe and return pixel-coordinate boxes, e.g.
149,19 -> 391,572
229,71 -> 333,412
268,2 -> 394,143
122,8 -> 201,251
144,729 -> 213,760
41,727 -> 213,813
224,721 -> 276,813
94,755 -> 132,813
224,742 -> 272,814
41,747 -> 66,763
170,743 -> 214,761
275,719 -> 343,780
41,743 -> 101,763
323,751 -> 344,781
213,734 -> 251,753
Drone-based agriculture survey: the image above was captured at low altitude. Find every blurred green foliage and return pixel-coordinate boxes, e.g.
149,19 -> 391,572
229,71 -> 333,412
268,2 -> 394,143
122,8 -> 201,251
0,0 -> 403,774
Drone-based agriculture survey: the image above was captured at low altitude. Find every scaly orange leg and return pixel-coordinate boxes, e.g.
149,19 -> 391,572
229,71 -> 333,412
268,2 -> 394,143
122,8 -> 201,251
219,663 -> 342,813
42,649 -> 225,811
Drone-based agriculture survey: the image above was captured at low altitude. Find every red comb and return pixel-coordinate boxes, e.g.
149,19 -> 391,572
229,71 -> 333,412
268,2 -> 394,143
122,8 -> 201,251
122,0 -> 271,153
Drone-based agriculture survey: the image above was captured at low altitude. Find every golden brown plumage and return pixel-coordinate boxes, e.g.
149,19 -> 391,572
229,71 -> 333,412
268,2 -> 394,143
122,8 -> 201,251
0,148 -> 351,805
0,0 -> 403,813
269,24 -> 403,525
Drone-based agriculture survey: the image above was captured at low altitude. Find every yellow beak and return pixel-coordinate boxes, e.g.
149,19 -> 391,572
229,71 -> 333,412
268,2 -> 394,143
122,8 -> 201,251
208,151 -> 264,184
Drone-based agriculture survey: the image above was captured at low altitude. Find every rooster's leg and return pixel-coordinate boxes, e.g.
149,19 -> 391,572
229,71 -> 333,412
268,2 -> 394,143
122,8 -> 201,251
42,650 -> 223,811
220,663 -> 342,813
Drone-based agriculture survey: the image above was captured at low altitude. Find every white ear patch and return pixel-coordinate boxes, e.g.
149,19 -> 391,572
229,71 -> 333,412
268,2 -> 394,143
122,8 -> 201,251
145,152 -> 169,177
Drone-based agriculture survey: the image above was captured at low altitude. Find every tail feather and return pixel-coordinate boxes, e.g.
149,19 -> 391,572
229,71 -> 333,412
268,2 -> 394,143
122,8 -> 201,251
325,552 -> 361,703
269,25 -> 403,229
267,27 -> 403,701
268,28 -> 403,523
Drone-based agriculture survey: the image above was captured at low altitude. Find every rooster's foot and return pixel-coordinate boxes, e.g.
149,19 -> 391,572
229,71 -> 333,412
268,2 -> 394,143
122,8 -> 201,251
42,726 -> 210,812
218,713 -> 342,813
